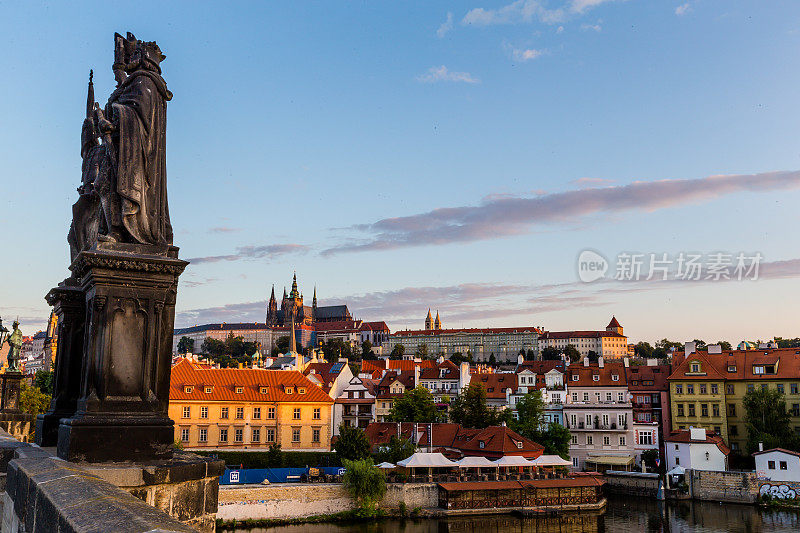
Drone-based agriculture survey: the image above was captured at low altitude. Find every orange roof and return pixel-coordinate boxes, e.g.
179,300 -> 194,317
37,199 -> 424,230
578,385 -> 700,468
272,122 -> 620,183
667,349 -> 800,381
393,326 -> 541,337
420,360 -> 460,380
626,364 -> 671,391
665,429 -> 730,455
170,359 -> 333,403
607,316 -> 621,329
470,373 -> 518,399
567,361 -> 627,387
540,330 -> 625,340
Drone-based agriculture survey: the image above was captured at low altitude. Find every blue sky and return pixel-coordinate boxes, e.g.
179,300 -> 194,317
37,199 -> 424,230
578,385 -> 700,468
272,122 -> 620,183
2,1 -> 800,344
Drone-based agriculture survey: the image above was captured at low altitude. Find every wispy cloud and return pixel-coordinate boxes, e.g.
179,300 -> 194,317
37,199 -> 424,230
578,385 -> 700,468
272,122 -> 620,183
437,12 -> 454,38
187,243 -> 309,265
510,47 -> 545,61
416,66 -> 480,84
675,3 -> 691,16
463,1 -> 566,26
580,22 -> 602,32
323,170 -> 800,255
570,0 -> 619,14
208,226 -> 241,234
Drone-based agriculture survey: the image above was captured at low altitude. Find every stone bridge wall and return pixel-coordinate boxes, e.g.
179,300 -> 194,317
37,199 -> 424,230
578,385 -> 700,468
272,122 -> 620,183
689,469 -> 760,503
218,482 -> 439,521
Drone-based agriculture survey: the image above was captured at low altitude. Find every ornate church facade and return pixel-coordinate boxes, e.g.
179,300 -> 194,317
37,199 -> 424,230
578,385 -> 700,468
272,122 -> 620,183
266,273 -> 352,327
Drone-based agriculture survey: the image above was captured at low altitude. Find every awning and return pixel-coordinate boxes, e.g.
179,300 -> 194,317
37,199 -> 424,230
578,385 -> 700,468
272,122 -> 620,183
493,455 -> 534,467
457,456 -> 496,468
586,455 -> 634,466
376,462 -> 396,469
666,465 -> 686,476
397,452 -> 458,468
531,455 -> 573,467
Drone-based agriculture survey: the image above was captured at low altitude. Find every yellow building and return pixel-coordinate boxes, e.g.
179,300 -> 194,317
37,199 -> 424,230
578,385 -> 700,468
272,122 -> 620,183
668,349 -> 800,453
169,359 -> 334,451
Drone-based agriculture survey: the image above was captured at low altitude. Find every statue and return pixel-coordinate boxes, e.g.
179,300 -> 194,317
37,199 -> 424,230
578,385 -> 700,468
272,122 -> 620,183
4,320 -> 22,373
68,32 -> 173,261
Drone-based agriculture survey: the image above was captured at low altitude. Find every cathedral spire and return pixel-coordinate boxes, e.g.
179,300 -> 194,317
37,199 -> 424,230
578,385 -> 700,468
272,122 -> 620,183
434,310 -> 442,331
290,272 -> 299,299
312,285 -> 317,307
425,308 -> 433,330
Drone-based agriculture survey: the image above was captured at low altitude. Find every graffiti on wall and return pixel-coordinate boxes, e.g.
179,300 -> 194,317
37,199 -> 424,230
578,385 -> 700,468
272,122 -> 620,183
758,482 -> 799,499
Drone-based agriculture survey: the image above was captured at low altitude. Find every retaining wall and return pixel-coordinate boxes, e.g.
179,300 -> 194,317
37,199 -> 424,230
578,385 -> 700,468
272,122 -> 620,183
689,469 -> 760,503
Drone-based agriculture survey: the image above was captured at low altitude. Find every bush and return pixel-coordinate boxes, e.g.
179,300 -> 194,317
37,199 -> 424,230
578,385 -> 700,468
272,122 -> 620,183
342,458 -> 386,509
195,449 -> 340,469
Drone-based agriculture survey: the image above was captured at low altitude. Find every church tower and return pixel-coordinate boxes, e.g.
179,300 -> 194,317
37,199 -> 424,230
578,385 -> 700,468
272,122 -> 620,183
267,285 -> 278,325
434,310 -> 442,331
312,285 -> 317,319
425,309 -> 433,330
606,316 -> 623,336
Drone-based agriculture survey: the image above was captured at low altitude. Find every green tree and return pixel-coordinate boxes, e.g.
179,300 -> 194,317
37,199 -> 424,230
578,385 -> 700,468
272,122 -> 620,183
774,337 -> 800,348
266,443 -> 284,467
389,344 -> 405,360
177,336 -> 195,354
488,353 -> 496,365
361,340 -> 373,358
33,370 -> 54,395
388,387 -> 439,423
20,381 -> 51,416
342,458 -> 386,509
640,449 -> 662,472
693,339 -> 707,351
564,345 -> 581,363
586,350 -> 599,363
512,389 -> 545,438
334,424 -> 372,461
450,351 -> 473,365
743,387 -> 800,453
654,338 -> 682,358
536,423 -> 571,459
415,343 -> 429,359
634,341 -> 654,358
541,347 -> 561,361
717,340 -> 732,351
374,435 -> 415,464
449,383 -> 511,428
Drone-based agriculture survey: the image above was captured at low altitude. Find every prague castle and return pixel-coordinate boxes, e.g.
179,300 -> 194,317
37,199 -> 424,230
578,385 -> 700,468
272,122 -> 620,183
266,272 -> 352,327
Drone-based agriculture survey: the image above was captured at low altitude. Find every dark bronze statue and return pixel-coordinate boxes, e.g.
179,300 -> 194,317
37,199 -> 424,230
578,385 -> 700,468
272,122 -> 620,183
69,32 -> 173,260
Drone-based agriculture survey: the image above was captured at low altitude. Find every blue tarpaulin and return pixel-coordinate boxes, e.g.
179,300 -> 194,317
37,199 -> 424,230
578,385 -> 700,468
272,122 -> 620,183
220,466 -> 345,485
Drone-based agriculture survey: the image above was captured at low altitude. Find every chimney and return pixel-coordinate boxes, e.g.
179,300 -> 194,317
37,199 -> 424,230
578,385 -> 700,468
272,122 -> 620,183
647,358 -> 657,366
518,353 -> 524,366
708,344 -> 722,354
583,358 -> 590,367
689,427 -> 706,441
414,364 -> 420,387
759,442 -> 764,452
685,341 -> 696,355
238,362 -> 243,369
460,362 -> 471,389
623,357 -> 629,368
598,357 -> 604,368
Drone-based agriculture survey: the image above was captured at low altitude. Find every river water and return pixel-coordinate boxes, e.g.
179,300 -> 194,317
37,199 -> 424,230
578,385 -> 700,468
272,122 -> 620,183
232,496 -> 800,533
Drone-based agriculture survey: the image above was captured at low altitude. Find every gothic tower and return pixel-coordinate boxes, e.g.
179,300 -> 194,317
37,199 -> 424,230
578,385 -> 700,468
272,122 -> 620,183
425,309 -> 433,330
606,316 -> 623,335
312,285 -> 317,320
267,285 -> 278,325
434,310 -> 442,331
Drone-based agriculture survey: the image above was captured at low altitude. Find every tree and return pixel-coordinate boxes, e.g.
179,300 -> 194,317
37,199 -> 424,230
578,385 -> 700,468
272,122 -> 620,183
564,345 -> 581,363
537,423 -> 571,460
512,389 -> 545,439
320,338 -> 352,362
388,387 -> 439,423
415,343 -> 429,359
342,458 -> 386,509
374,435 -> 415,465
33,370 -> 54,395
743,387 -> 800,454
177,336 -> 195,354
717,340 -> 732,351
334,424 -> 372,461
641,449 -> 661,472
20,381 -> 50,416
389,344 -> 405,360
450,352 -> 473,365
654,338 -> 682,358
586,350 -> 599,363
692,339 -> 707,351
541,347 -> 561,361
361,340 -> 372,358
774,337 -> 800,348
488,353 -> 496,365
634,341 -> 654,358
449,383 -> 511,428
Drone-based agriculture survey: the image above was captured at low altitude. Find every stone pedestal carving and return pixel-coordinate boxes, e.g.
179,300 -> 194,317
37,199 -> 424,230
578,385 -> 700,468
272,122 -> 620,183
0,372 -> 23,413
56,243 -> 187,462
35,282 -> 86,446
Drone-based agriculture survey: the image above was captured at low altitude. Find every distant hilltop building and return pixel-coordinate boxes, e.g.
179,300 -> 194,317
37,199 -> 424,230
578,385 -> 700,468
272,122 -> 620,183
538,316 -> 628,360
424,309 -> 442,331
266,273 -> 352,327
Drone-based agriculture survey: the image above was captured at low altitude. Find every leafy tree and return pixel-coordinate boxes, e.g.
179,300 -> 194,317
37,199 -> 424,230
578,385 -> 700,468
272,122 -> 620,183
536,423 -> 571,460
512,389 -> 545,438
743,387 -> 800,453
266,443 -> 284,467
321,338 -> 352,362
389,344 -> 405,360
654,338 -> 682,358
342,458 -> 386,509
488,353 -> 496,365
334,424 -> 372,461
177,336 -> 195,354
388,387 -> 439,423
717,340 -> 733,351
526,349 -> 535,358
634,341 -> 654,358
692,339 -> 707,351
450,351 -> 473,365
774,337 -> 800,348
640,449 -> 663,473
564,345 -> 581,363
273,335 -> 302,356
201,334 -> 259,367
33,370 -> 54,395
361,340 -> 373,358
541,347 -> 561,361
20,381 -> 50,416
449,383 -> 511,428
374,435 -> 415,464
586,350 -> 599,363
415,343 -> 429,359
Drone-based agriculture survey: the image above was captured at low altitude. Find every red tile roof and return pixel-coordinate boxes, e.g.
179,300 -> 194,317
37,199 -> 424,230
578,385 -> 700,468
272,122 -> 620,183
626,364 -> 671,391
359,321 -> 390,332
393,326 -> 541,337
314,320 -> 362,333
470,373 -> 518,399
361,359 -> 434,375
516,360 -> 566,374
567,362 -> 627,387
752,448 -> 800,458
607,316 -> 621,329
420,360 -> 460,380
303,362 -> 347,393
667,349 -> 800,382
540,330 -> 625,340
170,358 -> 333,403
665,430 -> 730,455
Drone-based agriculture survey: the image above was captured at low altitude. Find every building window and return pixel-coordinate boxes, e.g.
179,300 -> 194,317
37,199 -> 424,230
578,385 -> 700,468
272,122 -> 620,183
728,404 -> 736,417
182,406 -> 190,419
592,375 -> 600,381
677,404 -> 684,417
675,457 -> 680,465
266,428 -> 275,442
780,461 -> 788,470
252,428 -> 260,442
711,384 -> 718,395
727,384 -> 735,394
235,387 -> 244,394
606,392 -> 612,402
618,392 -> 624,402
712,404 -> 720,417
572,375 -> 579,381
691,363 -> 700,373
714,426 -> 721,435
204,386 -> 212,394
730,425 -> 738,436
701,404 -> 708,417
253,407 -> 261,419
573,457 -> 579,467
586,436 -> 593,445
603,436 -> 610,446
639,431 -> 653,445
313,408 -> 321,420
200,406 -> 208,419
184,386 -> 193,394
792,384 -> 799,395
688,404 -> 695,417
268,406 -> 276,419
293,408 -> 301,420
292,428 -> 301,443
687,384 -> 694,395
777,384 -> 785,394
219,428 -> 228,443
236,407 -> 244,419
583,393 -> 589,402
198,428 -> 207,442
768,460 -> 776,470
571,435 -> 578,444
312,428 -> 320,443
619,436 -> 626,446
675,385 -> 683,394
747,384 -> 754,392
792,404 -> 800,416
699,384 -> 707,394
260,386 -> 269,394
612,375 -> 619,381
180,428 -> 189,442
221,407 -> 229,419
234,428 -> 243,443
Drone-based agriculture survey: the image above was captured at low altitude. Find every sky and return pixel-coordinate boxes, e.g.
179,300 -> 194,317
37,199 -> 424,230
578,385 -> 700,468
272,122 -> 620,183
1,1 -> 800,345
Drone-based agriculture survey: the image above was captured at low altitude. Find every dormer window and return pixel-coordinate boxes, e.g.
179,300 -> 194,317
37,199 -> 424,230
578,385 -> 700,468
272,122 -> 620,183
184,386 -> 193,394
516,441 -> 523,449
612,375 -> 619,381
204,386 -> 213,394
235,386 -> 244,394
572,375 -> 579,381
691,363 -> 700,373
727,365 -> 737,373
260,387 -> 269,394
479,441 -> 485,449
286,387 -> 294,394
592,375 -> 600,381
298,388 -> 306,394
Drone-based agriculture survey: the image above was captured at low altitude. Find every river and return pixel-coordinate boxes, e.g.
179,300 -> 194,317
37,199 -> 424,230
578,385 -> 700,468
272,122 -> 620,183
230,496 -> 800,533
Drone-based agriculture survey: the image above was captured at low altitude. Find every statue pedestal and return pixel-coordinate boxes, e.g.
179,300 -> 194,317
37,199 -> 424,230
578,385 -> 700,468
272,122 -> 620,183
0,372 -> 23,413
55,243 -> 187,462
